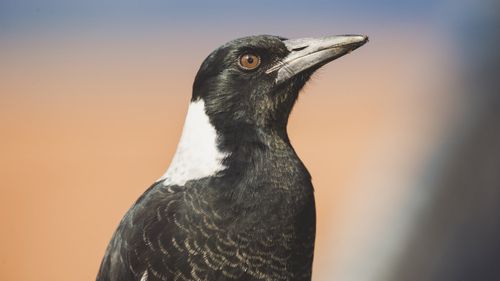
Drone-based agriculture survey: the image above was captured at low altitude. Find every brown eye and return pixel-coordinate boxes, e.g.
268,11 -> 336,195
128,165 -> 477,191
238,53 -> 261,70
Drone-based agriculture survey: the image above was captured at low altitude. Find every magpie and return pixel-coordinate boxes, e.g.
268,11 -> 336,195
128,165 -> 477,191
97,34 -> 368,281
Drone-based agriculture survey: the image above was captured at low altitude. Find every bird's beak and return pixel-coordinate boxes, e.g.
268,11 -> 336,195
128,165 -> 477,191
267,35 -> 368,84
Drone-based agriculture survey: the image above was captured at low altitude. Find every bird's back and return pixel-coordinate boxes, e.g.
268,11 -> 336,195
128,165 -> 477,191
97,168 -> 316,281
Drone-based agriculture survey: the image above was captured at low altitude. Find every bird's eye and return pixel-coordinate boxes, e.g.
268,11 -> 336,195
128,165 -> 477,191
238,53 -> 261,70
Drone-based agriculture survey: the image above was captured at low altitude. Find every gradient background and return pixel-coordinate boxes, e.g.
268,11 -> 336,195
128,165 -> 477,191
1,1 -> 499,280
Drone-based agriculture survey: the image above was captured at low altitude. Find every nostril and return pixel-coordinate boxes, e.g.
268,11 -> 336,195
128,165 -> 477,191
292,46 -> 307,51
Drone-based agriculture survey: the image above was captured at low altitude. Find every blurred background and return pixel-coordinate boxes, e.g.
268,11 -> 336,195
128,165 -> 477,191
1,0 -> 499,280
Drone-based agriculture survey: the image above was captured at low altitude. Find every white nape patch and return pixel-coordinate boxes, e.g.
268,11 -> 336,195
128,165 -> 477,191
140,271 -> 148,281
158,99 -> 228,186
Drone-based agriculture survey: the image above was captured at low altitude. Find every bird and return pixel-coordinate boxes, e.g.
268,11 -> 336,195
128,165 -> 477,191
96,34 -> 368,281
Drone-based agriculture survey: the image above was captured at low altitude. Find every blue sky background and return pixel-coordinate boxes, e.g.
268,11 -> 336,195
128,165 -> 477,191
1,0 -> 441,37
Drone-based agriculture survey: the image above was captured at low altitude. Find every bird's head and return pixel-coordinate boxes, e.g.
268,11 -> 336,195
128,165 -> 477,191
192,34 -> 368,133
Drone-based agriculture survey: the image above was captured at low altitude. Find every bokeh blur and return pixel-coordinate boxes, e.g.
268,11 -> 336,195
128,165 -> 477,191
1,1 -> 499,280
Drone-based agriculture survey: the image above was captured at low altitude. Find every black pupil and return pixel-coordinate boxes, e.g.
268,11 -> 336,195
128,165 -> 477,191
246,55 -> 254,64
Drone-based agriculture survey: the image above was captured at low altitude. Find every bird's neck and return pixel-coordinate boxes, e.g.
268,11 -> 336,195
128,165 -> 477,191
158,99 -> 306,189
158,99 -> 311,225
213,121 -> 312,219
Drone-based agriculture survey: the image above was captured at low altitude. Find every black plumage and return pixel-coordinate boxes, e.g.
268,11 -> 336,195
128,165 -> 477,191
97,34 -> 367,281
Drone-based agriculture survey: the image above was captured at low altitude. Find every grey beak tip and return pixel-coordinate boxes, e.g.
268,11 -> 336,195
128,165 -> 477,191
361,35 -> 369,44
273,34 -> 369,84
